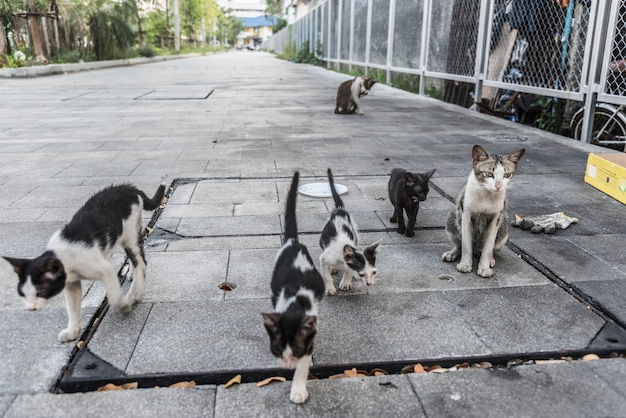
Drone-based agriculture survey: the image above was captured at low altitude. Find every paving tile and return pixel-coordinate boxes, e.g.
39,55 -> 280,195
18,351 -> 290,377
443,286 -> 606,353
409,361 -> 626,418
5,387 -> 216,418
215,374 -> 424,417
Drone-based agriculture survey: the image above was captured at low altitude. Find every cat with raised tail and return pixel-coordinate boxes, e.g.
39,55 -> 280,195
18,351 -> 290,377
442,145 -> 525,277
319,168 -> 380,295
334,76 -> 376,115
3,183 -> 165,342
262,172 -> 325,404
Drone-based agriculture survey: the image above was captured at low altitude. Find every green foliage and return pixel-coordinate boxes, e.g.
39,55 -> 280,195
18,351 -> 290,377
277,39 -> 296,61
135,45 -> 156,57
89,9 -> 134,60
52,49 -> 93,64
217,9 -> 243,46
294,41 -> 321,65
0,53 -> 23,68
391,73 -> 420,94
534,97 -> 559,133
272,17 -> 287,33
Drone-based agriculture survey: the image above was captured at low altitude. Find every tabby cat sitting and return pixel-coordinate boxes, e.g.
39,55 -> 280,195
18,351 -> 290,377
442,145 -> 525,277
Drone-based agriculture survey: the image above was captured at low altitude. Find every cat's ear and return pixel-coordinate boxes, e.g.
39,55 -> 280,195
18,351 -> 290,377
3,256 -> 29,274
299,315 -> 318,334
364,239 -> 381,260
43,257 -> 65,280
505,148 -> 526,165
404,172 -> 416,185
472,145 -> 489,164
424,168 -> 436,180
343,245 -> 357,262
262,313 -> 281,334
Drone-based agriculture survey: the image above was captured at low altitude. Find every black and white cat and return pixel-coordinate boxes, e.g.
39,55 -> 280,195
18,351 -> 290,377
262,172 -> 325,404
3,183 -> 165,342
334,76 -> 376,115
319,168 -> 380,295
388,168 -> 436,237
442,145 -> 525,277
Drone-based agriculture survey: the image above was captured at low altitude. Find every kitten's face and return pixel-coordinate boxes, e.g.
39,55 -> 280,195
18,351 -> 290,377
343,242 -> 379,286
404,169 -> 436,202
472,145 -> 525,193
262,313 -> 317,369
3,255 -> 66,311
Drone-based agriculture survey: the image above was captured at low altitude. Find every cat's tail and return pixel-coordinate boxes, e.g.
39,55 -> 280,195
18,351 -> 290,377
284,172 -> 300,241
142,184 -> 166,211
327,168 -> 344,209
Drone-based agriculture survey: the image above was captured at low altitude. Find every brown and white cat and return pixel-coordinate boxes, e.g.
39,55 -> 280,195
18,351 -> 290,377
319,168 -> 380,295
262,172 -> 325,404
334,76 -> 376,115
442,145 -> 525,277
3,183 -> 165,342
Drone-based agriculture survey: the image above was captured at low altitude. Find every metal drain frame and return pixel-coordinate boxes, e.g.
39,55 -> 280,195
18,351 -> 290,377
53,175 -> 626,394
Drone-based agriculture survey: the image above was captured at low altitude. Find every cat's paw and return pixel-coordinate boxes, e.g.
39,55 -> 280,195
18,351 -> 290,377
390,216 -> 397,223
442,251 -> 458,262
405,230 -> 415,237
396,227 -> 405,235
338,282 -> 352,291
477,265 -> 493,278
326,287 -> 337,296
58,326 -> 81,342
289,386 -> 309,404
456,263 -> 472,273
116,297 -> 133,313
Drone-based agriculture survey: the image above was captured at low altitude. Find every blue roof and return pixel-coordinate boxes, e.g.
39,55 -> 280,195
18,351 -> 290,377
241,15 -> 276,28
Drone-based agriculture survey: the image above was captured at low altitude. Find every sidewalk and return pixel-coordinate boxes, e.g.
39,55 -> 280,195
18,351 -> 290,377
0,51 -> 625,417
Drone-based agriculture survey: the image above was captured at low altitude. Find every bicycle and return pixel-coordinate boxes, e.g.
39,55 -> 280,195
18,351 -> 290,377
570,60 -> 626,152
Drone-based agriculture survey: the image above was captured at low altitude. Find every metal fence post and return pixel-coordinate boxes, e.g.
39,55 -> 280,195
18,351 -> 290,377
365,0 -> 373,76
473,0 -> 492,109
349,0 -> 355,72
419,0 -> 431,96
386,0 -> 396,85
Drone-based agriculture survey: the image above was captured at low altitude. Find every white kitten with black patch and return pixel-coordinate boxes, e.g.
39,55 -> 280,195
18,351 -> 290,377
262,172 -> 325,404
319,168 -> 380,295
4,183 -> 165,342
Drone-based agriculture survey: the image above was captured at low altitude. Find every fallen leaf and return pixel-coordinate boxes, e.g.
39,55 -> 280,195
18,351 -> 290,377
256,376 -> 287,387
76,341 -> 84,349
97,382 -> 138,392
344,368 -> 359,378
582,354 -> 600,361
328,373 -> 345,380
429,367 -> 449,374
169,381 -> 196,389
225,374 -> 241,388
437,274 -> 455,282
426,365 -> 442,372
455,362 -> 470,370
413,364 -> 426,374
370,368 -> 388,376
145,226 -> 154,234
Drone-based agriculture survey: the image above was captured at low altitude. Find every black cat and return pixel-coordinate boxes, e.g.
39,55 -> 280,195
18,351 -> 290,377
388,168 -> 436,237
262,171 -> 325,404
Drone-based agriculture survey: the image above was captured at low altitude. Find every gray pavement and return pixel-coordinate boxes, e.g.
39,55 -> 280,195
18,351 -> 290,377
0,51 -> 625,417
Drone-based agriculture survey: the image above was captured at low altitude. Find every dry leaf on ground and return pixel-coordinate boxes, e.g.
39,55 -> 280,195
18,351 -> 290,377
583,354 -> 600,361
256,376 -> 287,387
169,381 -> 196,389
97,382 -> 138,392
225,374 -> 242,388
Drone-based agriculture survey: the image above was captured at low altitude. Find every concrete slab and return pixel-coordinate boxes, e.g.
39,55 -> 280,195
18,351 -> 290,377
215,374 -> 424,417
408,360 -> 626,418
4,387 -> 216,418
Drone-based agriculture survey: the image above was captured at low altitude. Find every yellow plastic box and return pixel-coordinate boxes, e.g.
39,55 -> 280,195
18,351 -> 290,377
584,153 -> 626,205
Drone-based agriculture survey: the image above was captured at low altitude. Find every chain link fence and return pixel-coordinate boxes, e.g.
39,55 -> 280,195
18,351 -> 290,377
263,0 -> 626,147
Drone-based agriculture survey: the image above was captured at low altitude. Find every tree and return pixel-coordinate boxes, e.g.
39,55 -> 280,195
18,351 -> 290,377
217,8 -> 242,46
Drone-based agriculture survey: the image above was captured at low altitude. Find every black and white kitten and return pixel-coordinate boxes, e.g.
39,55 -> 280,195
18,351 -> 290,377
3,183 -> 165,342
319,168 -> 380,295
334,76 -> 376,115
388,168 -> 436,237
442,145 -> 525,277
262,172 -> 325,404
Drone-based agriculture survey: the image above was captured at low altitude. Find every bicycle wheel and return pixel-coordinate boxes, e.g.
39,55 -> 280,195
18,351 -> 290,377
571,105 -> 626,150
